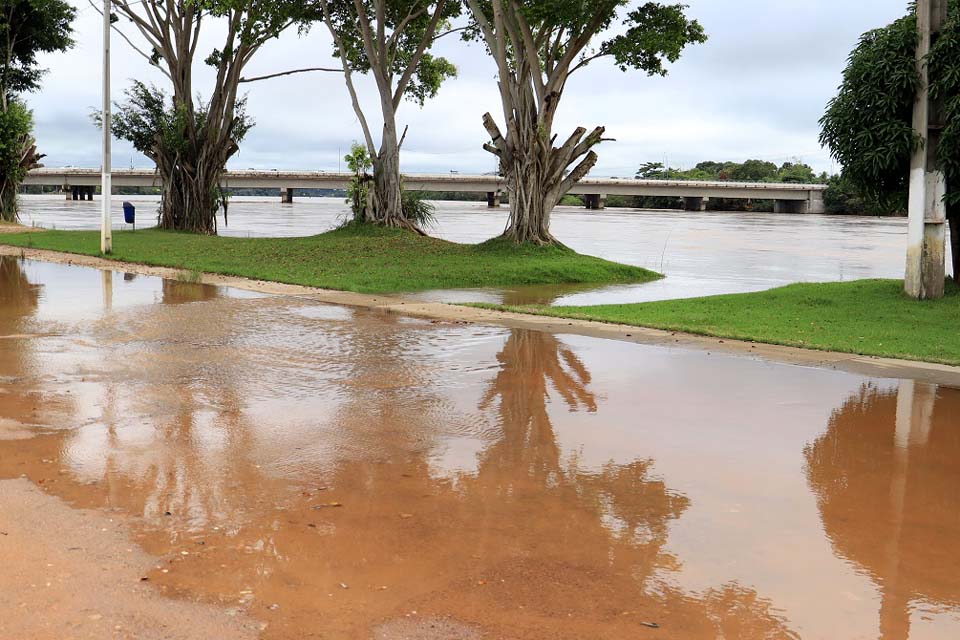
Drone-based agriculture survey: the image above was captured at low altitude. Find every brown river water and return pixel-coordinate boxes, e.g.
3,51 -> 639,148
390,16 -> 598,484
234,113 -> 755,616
1,255 -> 959,639
15,195 -> 927,305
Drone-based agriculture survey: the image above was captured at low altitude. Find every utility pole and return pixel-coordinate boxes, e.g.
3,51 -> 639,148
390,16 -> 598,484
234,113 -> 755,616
101,0 -> 113,254
905,0 -> 948,299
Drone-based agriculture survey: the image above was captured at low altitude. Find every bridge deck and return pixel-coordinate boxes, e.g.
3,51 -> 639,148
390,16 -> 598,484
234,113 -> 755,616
25,168 -> 827,202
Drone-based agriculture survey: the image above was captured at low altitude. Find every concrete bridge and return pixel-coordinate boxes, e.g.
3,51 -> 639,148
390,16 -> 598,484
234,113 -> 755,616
25,168 -> 828,214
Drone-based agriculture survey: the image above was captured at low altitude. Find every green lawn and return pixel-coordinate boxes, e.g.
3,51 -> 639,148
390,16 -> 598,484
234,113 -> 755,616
0,225 -> 659,294
480,279 -> 960,365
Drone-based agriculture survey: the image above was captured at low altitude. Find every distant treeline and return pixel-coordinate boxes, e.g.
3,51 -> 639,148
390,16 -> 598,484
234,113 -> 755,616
615,160 -> 896,215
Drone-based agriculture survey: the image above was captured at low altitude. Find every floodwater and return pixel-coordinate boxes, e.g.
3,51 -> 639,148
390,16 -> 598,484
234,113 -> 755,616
2,255 -> 959,639
15,194 -> 919,305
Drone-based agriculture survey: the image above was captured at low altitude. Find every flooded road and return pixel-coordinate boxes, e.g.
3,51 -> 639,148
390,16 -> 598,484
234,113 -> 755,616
2,255 -> 959,639
15,195 -> 919,305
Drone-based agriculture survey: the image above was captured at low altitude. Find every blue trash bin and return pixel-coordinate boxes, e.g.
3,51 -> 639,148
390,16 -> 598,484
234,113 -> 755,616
123,202 -> 136,229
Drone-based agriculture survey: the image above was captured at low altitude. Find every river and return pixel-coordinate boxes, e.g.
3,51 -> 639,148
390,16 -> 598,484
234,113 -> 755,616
15,194 -> 925,305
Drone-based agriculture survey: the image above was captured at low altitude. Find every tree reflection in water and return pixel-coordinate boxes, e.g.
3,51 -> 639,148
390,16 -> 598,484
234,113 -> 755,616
805,381 -> 960,640
0,257 -> 46,434
0,278 -> 804,637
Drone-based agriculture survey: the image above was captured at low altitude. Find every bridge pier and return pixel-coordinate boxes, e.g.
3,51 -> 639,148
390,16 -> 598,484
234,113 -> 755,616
683,197 -> 708,211
774,192 -> 826,214
69,186 -> 95,201
281,188 -> 294,204
487,191 -> 501,208
585,194 -> 607,210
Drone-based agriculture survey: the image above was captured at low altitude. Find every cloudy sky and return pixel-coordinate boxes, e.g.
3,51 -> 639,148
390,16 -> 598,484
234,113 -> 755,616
30,0 -> 909,177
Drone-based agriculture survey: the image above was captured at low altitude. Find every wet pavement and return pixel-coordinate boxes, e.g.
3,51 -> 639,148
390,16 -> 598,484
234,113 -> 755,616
15,195 -> 925,305
1,255 -> 959,639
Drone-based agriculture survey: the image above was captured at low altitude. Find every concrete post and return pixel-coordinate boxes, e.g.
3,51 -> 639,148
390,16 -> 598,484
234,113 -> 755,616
486,191 -> 501,208
281,188 -> 294,204
70,186 -> 79,201
905,0 -> 948,300
774,199 -> 806,214
808,192 -> 826,214
683,197 -> 706,211
585,194 -> 607,210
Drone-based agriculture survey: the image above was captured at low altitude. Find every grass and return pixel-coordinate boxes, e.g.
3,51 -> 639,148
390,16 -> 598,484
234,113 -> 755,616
475,279 -> 960,365
0,224 -> 660,294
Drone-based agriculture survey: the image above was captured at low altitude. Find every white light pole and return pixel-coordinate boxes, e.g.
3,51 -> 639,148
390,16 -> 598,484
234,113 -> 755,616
101,0 -> 113,254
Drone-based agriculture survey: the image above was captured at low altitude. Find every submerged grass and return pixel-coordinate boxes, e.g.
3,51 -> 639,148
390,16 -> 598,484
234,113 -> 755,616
477,279 -> 960,365
0,225 -> 660,294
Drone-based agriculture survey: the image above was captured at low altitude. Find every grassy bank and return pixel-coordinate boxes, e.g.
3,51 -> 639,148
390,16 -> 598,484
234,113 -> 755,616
479,279 -> 960,365
0,225 -> 659,294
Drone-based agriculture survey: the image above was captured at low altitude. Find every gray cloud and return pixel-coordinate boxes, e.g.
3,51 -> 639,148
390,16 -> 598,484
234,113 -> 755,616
29,0 -> 910,176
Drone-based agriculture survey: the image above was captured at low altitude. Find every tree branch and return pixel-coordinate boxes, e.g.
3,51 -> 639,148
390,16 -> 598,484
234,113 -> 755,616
239,67 -> 344,83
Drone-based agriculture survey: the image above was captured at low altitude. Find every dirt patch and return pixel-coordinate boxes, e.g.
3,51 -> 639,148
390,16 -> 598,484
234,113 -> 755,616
0,223 -> 44,234
0,478 -> 261,640
373,617 -> 484,640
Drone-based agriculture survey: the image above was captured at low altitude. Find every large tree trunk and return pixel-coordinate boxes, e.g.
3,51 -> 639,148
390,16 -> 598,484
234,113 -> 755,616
503,146 -> 561,245
371,122 -> 406,228
0,134 -> 42,224
494,115 -> 602,246
154,134 -> 237,235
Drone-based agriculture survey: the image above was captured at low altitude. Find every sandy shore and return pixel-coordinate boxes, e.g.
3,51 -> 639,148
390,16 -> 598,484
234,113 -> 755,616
3,243 -> 959,386
0,479 -> 261,640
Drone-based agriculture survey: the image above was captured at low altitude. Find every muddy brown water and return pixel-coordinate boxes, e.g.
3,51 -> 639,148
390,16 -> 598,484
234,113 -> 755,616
2,256 -> 960,639
16,195 -> 935,306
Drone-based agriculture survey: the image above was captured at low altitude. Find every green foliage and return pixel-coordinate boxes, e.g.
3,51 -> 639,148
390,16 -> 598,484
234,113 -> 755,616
490,279 -> 960,365
0,98 -> 33,220
344,142 -> 372,222
820,1 -> 960,207
0,0 -> 75,98
930,1 -> 960,206
602,2 -> 708,76
196,0 -> 314,49
730,159 -> 778,182
400,189 -> 436,228
819,12 -> 919,207
0,226 -> 660,294
322,0 -> 461,107
822,173 -> 898,216
635,159 -> 823,185
110,81 -> 253,162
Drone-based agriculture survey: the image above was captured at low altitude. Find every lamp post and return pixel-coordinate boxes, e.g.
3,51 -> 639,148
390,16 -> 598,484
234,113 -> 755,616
101,0 -> 113,254
905,0 -> 948,299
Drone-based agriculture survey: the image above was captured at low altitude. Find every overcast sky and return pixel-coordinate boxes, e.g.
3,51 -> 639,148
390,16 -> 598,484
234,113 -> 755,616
30,1 -> 909,177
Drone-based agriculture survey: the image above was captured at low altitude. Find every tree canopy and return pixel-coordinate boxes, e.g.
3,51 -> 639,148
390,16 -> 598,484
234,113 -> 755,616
636,159 -> 823,184
106,0 -> 309,234
319,0 -> 461,229
466,0 -> 705,244
0,0 -> 75,104
819,0 -> 960,208
0,0 -> 74,221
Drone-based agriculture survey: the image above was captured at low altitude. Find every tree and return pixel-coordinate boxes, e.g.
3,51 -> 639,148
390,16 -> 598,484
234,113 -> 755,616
0,0 -> 75,222
0,99 -> 37,220
820,1 -> 960,280
106,0 -> 310,234
730,158 -> 777,182
319,0 -> 460,232
465,0 -> 705,244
